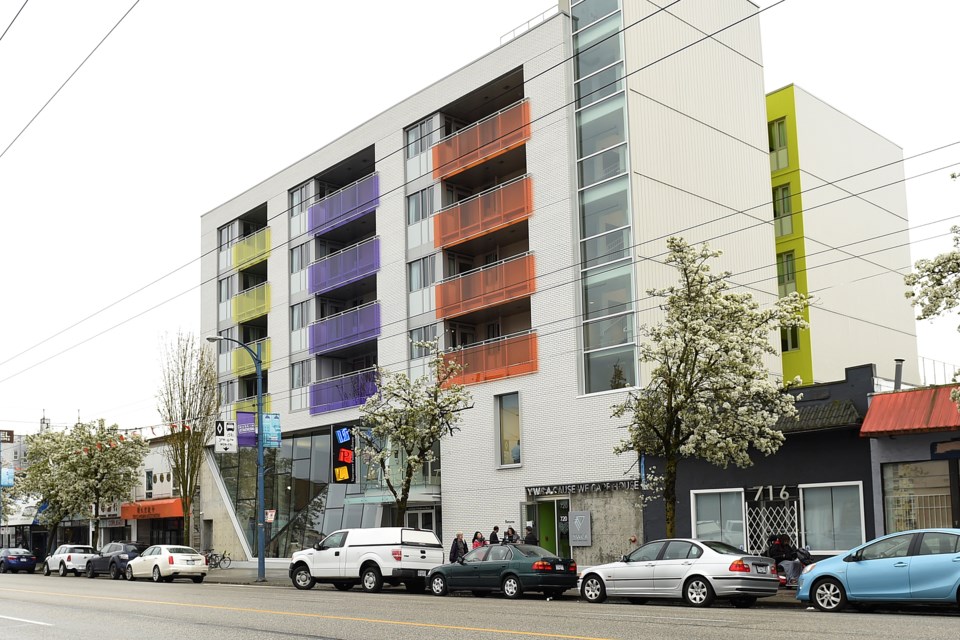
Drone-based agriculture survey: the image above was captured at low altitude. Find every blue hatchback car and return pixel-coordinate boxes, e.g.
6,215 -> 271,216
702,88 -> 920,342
0,548 -> 38,573
797,528 -> 960,612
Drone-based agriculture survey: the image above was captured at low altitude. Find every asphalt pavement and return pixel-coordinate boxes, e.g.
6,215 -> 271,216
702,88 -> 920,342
203,560 -> 807,607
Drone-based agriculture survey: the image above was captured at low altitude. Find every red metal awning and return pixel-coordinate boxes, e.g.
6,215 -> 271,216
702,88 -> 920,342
860,386 -> 960,437
120,498 -> 183,520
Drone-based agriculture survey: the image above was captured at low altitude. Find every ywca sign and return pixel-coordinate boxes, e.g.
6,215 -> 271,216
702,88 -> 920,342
569,511 -> 592,547
525,480 -> 641,497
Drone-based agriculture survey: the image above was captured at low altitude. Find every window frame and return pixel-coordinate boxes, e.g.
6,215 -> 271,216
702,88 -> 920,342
496,392 -> 522,468
689,488 -> 746,549
777,251 -> 797,297
780,325 -> 800,352
772,183 -> 793,237
408,255 -> 436,292
798,480 -> 866,555
768,118 -> 788,171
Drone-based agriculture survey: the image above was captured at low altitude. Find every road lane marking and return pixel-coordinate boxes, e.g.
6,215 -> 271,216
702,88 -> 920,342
0,614 -> 52,626
0,588 -> 614,640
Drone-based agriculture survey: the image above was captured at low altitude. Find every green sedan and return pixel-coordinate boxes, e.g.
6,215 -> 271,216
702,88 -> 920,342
428,544 -> 578,599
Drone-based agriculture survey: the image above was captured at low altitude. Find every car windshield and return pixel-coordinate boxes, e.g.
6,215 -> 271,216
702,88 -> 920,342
701,541 -> 743,555
512,545 -> 553,558
168,547 -> 197,554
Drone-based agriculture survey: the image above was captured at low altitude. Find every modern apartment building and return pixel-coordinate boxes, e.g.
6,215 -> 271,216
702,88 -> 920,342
767,85 -> 919,385
199,0 -> 778,565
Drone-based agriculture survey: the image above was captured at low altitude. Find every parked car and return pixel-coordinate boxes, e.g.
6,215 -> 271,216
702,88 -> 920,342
578,538 -> 779,608
43,544 -> 97,577
0,548 -> 38,574
797,528 -> 960,612
85,541 -> 150,579
428,543 -> 577,599
288,527 -> 444,592
125,545 -> 207,583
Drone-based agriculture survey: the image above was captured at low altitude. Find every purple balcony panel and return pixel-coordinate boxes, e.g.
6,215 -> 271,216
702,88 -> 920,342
309,302 -> 381,356
308,173 -> 380,236
308,237 -> 380,295
309,369 -> 377,415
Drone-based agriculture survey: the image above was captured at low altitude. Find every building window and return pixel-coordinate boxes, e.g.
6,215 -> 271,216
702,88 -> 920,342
290,301 -> 311,331
497,393 -> 521,466
769,118 -> 788,171
290,243 -> 309,274
781,326 -> 800,352
772,184 -> 793,236
409,324 -> 438,359
776,251 -> 796,297
690,489 -> 745,548
881,460 -> 953,532
407,188 -> 434,225
291,360 -> 312,389
405,117 -> 435,158
218,224 -> 237,251
218,277 -> 234,302
408,256 -> 436,292
218,381 -> 235,405
799,482 -> 864,553
290,180 -> 316,237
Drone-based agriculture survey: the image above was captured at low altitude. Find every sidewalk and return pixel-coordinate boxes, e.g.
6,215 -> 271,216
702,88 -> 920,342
203,563 -> 805,607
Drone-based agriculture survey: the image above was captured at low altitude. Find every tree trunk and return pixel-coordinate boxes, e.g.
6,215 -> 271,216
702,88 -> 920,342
663,455 -> 678,539
91,499 -> 101,549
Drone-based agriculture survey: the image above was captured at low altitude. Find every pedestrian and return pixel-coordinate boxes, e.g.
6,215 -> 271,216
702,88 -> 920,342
504,527 -> 520,543
489,526 -> 500,545
628,534 -> 638,547
471,531 -> 486,549
523,525 -> 538,545
449,531 -> 469,562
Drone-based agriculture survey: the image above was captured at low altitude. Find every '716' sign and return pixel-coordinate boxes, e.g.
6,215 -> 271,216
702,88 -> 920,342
750,485 -> 793,501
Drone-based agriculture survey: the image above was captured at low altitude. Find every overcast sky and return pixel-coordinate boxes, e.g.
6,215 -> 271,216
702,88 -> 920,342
1,0 -> 958,434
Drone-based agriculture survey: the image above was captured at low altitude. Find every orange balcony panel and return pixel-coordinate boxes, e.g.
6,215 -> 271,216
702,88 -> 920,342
449,332 -> 538,386
435,254 -> 535,319
432,100 -> 531,180
434,176 -> 533,249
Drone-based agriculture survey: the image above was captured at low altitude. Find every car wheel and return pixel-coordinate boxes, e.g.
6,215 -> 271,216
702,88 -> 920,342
812,578 -> 847,613
43,562 -> 51,576
126,565 -> 135,581
333,582 -> 352,591
627,597 -> 647,605
152,566 -> 163,583
86,563 -> 96,578
683,576 -> 715,608
580,574 -> 607,603
291,565 -> 316,590
502,575 -> 523,599
110,564 -> 122,580
430,573 -> 448,596
58,563 -> 68,577
730,596 -> 757,609
404,579 -> 425,593
192,576 -> 204,584
0,562 -> 6,574
360,566 -> 383,593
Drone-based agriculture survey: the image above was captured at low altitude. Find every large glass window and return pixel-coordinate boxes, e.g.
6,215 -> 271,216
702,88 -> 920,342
584,344 -> 635,393
573,13 -> 622,79
691,490 -> 745,548
772,184 -> 793,236
576,62 -> 623,109
407,188 -> 434,225
497,393 -> 521,466
882,460 -> 953,532
580,175 -> 629,238
579,143 -> 627,187
583,261 -> 633,320
577,93 -> 627,158
572,0 -> 619,32
583,313 -> 633,350
769,118 -> 788,171
800,483 -> 864,552
582,227 -> 629,269
777,251 -> 796,297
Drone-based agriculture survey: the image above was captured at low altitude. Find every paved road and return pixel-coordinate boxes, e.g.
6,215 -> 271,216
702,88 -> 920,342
0,572 -> 956,640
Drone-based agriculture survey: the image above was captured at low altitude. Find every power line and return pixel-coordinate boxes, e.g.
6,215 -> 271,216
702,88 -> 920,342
0,0 -> 140,161
0,0 -> 29,43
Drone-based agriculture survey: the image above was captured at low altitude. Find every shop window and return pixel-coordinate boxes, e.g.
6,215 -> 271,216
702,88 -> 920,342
691,489 -> 745,548
881,460 -> 953,531
799,482 -> 864,553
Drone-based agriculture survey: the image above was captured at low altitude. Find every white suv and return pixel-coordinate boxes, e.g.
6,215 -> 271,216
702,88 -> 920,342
289,527 -> 444,592
44,544 -> 97,577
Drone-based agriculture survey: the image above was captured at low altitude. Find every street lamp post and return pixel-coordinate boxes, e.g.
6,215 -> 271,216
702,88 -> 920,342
207,335 -> 265,582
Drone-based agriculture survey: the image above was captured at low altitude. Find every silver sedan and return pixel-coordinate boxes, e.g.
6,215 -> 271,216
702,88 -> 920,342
578,538 -> 779,608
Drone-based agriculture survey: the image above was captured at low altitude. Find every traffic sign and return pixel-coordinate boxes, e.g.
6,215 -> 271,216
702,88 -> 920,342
215,420 -> 238,453
265,509 -> 276,523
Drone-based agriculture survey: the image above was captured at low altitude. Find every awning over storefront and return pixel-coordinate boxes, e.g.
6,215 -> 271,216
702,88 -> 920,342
860,385 -> 960,437
120,498 -> 183,520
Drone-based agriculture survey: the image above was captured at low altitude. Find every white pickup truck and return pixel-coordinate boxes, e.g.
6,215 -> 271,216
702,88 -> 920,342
43,544 -> 98,577
289,527 -> 444,592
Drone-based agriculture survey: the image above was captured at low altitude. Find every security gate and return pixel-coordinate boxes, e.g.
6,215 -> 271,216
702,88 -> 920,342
745,492 -> 799,555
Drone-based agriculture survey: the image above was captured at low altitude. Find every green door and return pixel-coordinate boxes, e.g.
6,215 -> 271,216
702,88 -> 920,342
537,502 -> 557,554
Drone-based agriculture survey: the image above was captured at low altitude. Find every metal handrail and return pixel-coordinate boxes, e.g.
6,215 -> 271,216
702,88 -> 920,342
312,366 -> 377,385
311,172 -> 378,207
307,235 -> 378,266
308,299 -> 380,326
434,98 -> 529,145
500,5 -> 560,45
437,251 -> 532,284
234,280 -> 269,296
435,174 -> 530,214
448,328 -> 535,353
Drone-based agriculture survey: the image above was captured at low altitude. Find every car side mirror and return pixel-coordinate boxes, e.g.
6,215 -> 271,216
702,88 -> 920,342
457,557 -> 466,565
313,542 -> 322,551
620,554 -> 630,563
843,553 -> 858,562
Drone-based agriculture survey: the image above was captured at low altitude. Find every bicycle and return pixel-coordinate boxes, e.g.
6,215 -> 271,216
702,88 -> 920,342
203,549 -> 232,569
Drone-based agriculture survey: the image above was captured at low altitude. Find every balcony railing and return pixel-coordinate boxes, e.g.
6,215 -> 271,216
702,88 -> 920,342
307,173 -> 379,236
436,252 -> 535,319
308,301 -> 381,355
309,368 -> 377,415
448,330 -> 538,385
232,227 -> 271,270
233,338 -> 271,377
232,282 -> 271,323
308,236 -> 380,295
234,394 -> 272,419
432,99 -> 531,180
434,175 -> 533,248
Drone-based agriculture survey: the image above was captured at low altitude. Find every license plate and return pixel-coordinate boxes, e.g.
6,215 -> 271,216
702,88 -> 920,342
417,570 -> 427,577
756,565 -> 767,574
556,564 -> 563,570
186,560 -> 195,565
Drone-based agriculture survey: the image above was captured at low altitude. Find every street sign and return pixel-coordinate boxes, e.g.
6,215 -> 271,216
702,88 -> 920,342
262,413 -> 281,449
214,420 -> 238,454
0,429 -> 13,444
265,509 -> 276,523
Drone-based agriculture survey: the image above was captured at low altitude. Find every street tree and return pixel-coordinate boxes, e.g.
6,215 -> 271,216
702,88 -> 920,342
612,238 -> 809,537
157,331 -> 219,546
355,340 -> 472,525
17,429 -> 77,551
66,420 -> 148,548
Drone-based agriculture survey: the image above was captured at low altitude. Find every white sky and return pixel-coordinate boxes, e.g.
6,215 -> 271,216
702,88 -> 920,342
1,0 -> 958,434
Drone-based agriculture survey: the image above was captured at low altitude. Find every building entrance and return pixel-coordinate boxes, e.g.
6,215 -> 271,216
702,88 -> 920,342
523,498 -> 570,557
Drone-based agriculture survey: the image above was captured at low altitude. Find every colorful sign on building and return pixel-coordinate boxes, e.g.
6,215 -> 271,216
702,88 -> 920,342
332,427 -> 355,484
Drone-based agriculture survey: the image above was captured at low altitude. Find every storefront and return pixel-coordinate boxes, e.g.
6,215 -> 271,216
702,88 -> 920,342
120,498 -> 184,545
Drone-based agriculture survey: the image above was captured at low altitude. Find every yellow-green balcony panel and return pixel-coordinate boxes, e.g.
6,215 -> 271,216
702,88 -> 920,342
234,394 -> 272,419
233,227 -> 271,270
232,282 -> 271,323
233,338 -> 271,377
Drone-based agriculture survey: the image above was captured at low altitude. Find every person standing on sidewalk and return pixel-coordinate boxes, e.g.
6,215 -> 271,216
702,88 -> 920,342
449,531 -> 468,562
489,526 -> 500,545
